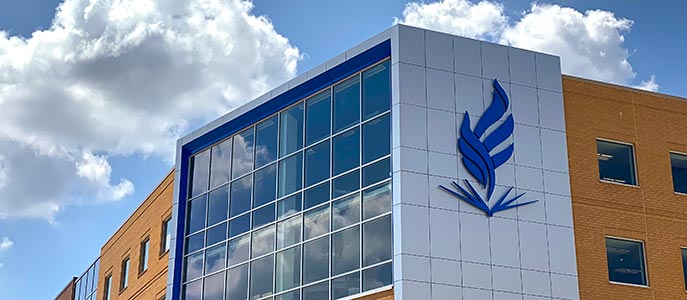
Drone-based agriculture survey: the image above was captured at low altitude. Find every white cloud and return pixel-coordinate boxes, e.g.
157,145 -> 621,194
0,0 -> 300,221
0,237 -> 13,251
634,75 -> 659,92
397,0 -> 657,89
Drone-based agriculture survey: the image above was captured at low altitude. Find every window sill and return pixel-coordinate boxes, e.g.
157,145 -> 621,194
119,286 -> 128,295
138,268 -> 148,278
159,249 -> 169,259
609,281 -> 649,289
600,179 -> 639,188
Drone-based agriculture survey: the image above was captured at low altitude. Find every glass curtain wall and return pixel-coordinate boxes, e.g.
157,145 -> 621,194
74,258 -> 100,300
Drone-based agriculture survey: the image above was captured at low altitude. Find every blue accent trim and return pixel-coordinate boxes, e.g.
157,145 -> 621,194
171,40 -> 391,300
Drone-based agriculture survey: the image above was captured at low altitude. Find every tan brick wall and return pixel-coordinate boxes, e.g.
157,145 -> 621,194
563,75 -> 687,299
97,171 -> 174,300
55,277 -> 76,300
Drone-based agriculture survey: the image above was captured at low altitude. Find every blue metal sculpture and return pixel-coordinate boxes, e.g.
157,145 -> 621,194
440,79 -> 537,217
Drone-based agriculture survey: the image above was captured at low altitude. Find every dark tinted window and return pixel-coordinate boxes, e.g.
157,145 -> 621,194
362,262 -> 392,292
362,158 -> 390,188
207,185 -> 228,226
280,104 -> 304,157
304,182 -> 329,210
362,114 -> 390,164
682,248 -> 687,291
332,226 -> 359,276
226,264 -> 249,300
363,215 -> 392,266
302,281 -> 328,300
187,195 -> 207,234
186,232 -> 204,254
229,214 -> 250,238
250,255 -> 274,299
206,222 -> 227,246
306,91 -> 331,146
671,153 -> 687,194
230,175 -> 252,217
305,141 -> 330,187
333,76 -> 360,132
332,170 -> 359,199
277,193 -> 301,220
252,203 -> 275,228
331,272 -> 360,299
362,61 -> 391,120
597,140 -> 637,185
183,279 -> 202,300
303,236 -> 329,284
255,116 -> 279,168
253,163 -> 277,207
333,128 -> 359,176
278,152 -> 303,197
605,237 -> 647,286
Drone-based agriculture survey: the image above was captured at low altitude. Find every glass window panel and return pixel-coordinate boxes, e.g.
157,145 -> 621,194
671,153 -> 687,194
333,76 -> 360,133
185,252 -> 204,282
232,127 -> 255,179
277,193 -> 302,220
183,280 -> 202,300
362,158 -> 390,188
226,263 -> 249,300
277,214 -> 302,249
203,271 -> 225,300
302,281 -> 328,300
187,195 -> 207,234
207,185 -> 229,227
190,150 -> 211,198
362,262 -> 392,292
306,90 -> 331,146
252,225 -> 276,258
332,170 -> 359,199
331,272 -> 360,300
682,248 -> 687,291
210,138 -> 232,189
362,61 -> 391,120
280,103 -> 304,157
362,114 -> 390,164
304,182 -> 329,210
605,237 -> 647,286
303,236 -> 329,284
186,231 -> 204,254
253,203 -> 275,229
206,222 -> 227,246
305,141 -> 330,187
332,193 -> 360,230
363,183 -> 391,221
278,152 -> 303,197
254,163 -> 277,207
276,246 -> 301,292
230,175 -> 252,217
363,215 -> 392,267
228,234 -> 251,267
332,226 -> 360,276
104,275 -> 112,300
229,214 -> 250,238
597,140 -> 637,185
256,116 -> 279,168
333,128 -> 359,176
250,254 -> 274,299
163,218 -> 172,252
205,243 -> 226,275
275,290 -> 300,300
140,239 -> 150,273
303,205 -> 330,240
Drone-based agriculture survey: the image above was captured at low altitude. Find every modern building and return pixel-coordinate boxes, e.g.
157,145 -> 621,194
53,24 -> 687,300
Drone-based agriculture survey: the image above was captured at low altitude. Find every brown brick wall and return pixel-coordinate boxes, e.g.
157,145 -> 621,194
55,277 -> 77,300
563,75 -> 687,299
97,171 -> 174,300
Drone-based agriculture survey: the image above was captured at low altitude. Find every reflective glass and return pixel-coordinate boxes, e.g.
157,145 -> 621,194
304,182 -> 329,210
226,264 -> 249,300
303,282 -> 328,300
205,243 -> 226,275
362,183 -> 391,221
254,163 -> 277,207
277,193 -> 302,219
250,255 -> 274,299
305,141 -> 330,187
671,153 -> 687,194
252,225 -> 275,258
229,214 -> 250,238
186,232 -> 204,254
206,222 -> 227,246
276,246 -> 301,292
682,248 -> 687,291
306,90 -> 331,146
210,138 -> 232,189
230,175 -> 252,217
256,116 -> 279,168
187,195 -> 207,234
303,205 -> 330,240
228,234 -> 251,267
597,140 -> 637,185
332,193 -> 360,230
362,263 -> 392,292
363,215 -> 392,267
362,114 -> 390,164
303,236 -> 329,284
203,271 -> 224,300
362,61 -> 391,121
362,158 -> 389,188
333,76 -> 360,133
278,152 -> 303,197
332,226 -> 360,276
190,150 -> 210,198
333,128 -> 359,176
183,280 -> 202,300
277,214 -> 301,249
185,252 -> 204,281
332,170 -> 359,199
280,103 -> 304,157
232,128 -> 255,179
275,290 -> 300,300
253,203 -> 275,228
331,272 -> 360,299
605,237 -> 646,286
207,185 -> 228,227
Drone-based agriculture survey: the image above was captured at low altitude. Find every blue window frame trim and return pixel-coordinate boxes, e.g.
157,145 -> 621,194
171,40 -> 391,300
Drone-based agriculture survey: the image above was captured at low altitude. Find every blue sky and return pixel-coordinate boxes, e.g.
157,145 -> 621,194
0,0 -> 684,299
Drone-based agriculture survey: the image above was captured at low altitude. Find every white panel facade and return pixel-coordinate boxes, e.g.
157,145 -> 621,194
391,25 -> 578,300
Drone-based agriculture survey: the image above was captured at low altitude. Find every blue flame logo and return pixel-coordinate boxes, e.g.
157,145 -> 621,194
439,79 -> 537,217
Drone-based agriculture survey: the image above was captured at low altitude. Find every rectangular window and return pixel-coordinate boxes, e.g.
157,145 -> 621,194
120,257 -> 130,290
605,237 -> 647,286
597,139 -> 637,185
682,248 -> 687,291
103,274 -> 112,300
140,238 -> 150,273
161,218 -> 171,254
671,152 -> 687,194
